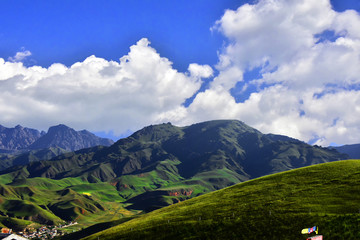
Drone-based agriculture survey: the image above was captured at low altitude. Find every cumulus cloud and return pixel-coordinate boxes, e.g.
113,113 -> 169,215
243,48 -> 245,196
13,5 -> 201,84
188,63 -> 213,78
213,0 -> 335,70
160,0 -> 360,146
0,38 -> 212,135
8,48 -> 32,62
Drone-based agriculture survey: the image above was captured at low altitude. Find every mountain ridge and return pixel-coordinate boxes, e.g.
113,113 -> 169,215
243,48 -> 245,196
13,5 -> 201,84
0,124 -> 44,152
0,124 -> 114,152
2,120 -> 347,181
0,120 -> 348,212
0,119 -> 352,232
0,124 -> 114,171
28,124 -> 114,151
332,143 -> 360,159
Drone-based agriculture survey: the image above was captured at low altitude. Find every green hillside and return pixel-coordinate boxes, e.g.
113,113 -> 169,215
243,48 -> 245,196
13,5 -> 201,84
0,147 -> 68,171
82,160 -> 360,240
0,120 -> 347,213
0,120 -> 349,231
0,177 -> 134,231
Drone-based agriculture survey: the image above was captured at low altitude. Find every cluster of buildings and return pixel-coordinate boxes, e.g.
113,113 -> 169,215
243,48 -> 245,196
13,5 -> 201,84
0,221 -> 78,239
18,226 -> 61,239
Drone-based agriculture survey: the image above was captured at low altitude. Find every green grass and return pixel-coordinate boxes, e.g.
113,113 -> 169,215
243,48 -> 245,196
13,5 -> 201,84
56,217 -> 136,240
114,159 -> 184,199
0,172 -> 18,185
0,176 -> 135,229
68,183 -> 125,202
83,160 -> 360,240
0,159 -> 189,230
9,177 -> 88,190
0,216 -> 38,231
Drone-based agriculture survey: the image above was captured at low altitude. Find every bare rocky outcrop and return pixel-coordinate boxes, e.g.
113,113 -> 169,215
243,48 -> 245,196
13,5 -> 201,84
0,125 -> 44,151
28,124 -> 114,151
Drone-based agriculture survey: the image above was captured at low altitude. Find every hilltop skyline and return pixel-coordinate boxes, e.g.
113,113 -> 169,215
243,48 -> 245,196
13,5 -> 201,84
0,0 -> 360,145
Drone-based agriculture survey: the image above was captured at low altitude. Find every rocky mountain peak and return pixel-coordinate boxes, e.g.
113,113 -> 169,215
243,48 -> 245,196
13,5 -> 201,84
29,124 -> 114,151
0,125 -> 42,151
0,124 -> 114,153
48,124 -> 72,132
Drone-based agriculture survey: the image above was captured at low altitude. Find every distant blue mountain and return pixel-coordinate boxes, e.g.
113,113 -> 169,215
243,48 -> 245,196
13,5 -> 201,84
0,124 -> 114,170
0,124 -> 44,151
332,144 -> 360,159
28,124 -> 114,151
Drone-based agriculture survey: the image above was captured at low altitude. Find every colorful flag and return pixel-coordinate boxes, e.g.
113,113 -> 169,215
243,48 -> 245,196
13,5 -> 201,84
301,226 -> 318,234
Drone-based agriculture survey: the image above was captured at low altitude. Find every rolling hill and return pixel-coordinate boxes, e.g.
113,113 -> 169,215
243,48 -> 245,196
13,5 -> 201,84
0,176 -> 133,231
81,160 -> 360,240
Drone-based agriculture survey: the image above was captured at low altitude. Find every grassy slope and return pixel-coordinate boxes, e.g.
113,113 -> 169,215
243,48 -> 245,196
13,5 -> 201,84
57,217 -> 136,240
0,147 -> 69,171
0,158 -> 192,230
0,176 -> 134,230
0,159 -> 185,229
83,160 -> 360,240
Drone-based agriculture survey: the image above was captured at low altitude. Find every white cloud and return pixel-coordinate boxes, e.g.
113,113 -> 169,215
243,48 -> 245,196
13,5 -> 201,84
8,48 -> 32,62
188,63 -> 213,78
332,9 -> 360,39
160,0 -> 360,146
0,38 -> 212,135
213,0 -> 335,70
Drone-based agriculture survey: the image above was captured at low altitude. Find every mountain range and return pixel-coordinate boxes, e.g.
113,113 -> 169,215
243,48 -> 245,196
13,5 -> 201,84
0,119 -> 356,236
0,124 -> 113,152
27,124 -> 114,151
0,120 -> 348,223
0,125 -> 45,152
2,120 -> 348,181
0,124 -> 114,171
333,144 -> 360,159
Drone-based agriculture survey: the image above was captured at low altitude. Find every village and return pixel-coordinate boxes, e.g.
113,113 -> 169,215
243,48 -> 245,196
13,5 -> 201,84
1,221 -> 78,239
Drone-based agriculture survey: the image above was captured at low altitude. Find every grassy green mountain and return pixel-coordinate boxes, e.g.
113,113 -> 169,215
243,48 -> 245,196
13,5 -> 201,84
0,176 -> 133,231
0,120 -> 347,214
0,120 -> 349,230
82,160 -> 360,240
0,147 -> 68,171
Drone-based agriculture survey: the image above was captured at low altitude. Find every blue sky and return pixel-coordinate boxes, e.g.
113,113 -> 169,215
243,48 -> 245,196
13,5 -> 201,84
1,0 -> 356,70
0,0 -> 244,70
0,0 -> 360,145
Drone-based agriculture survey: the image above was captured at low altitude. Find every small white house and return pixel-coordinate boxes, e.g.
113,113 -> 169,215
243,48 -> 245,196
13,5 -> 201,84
0,233 -> 28,240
